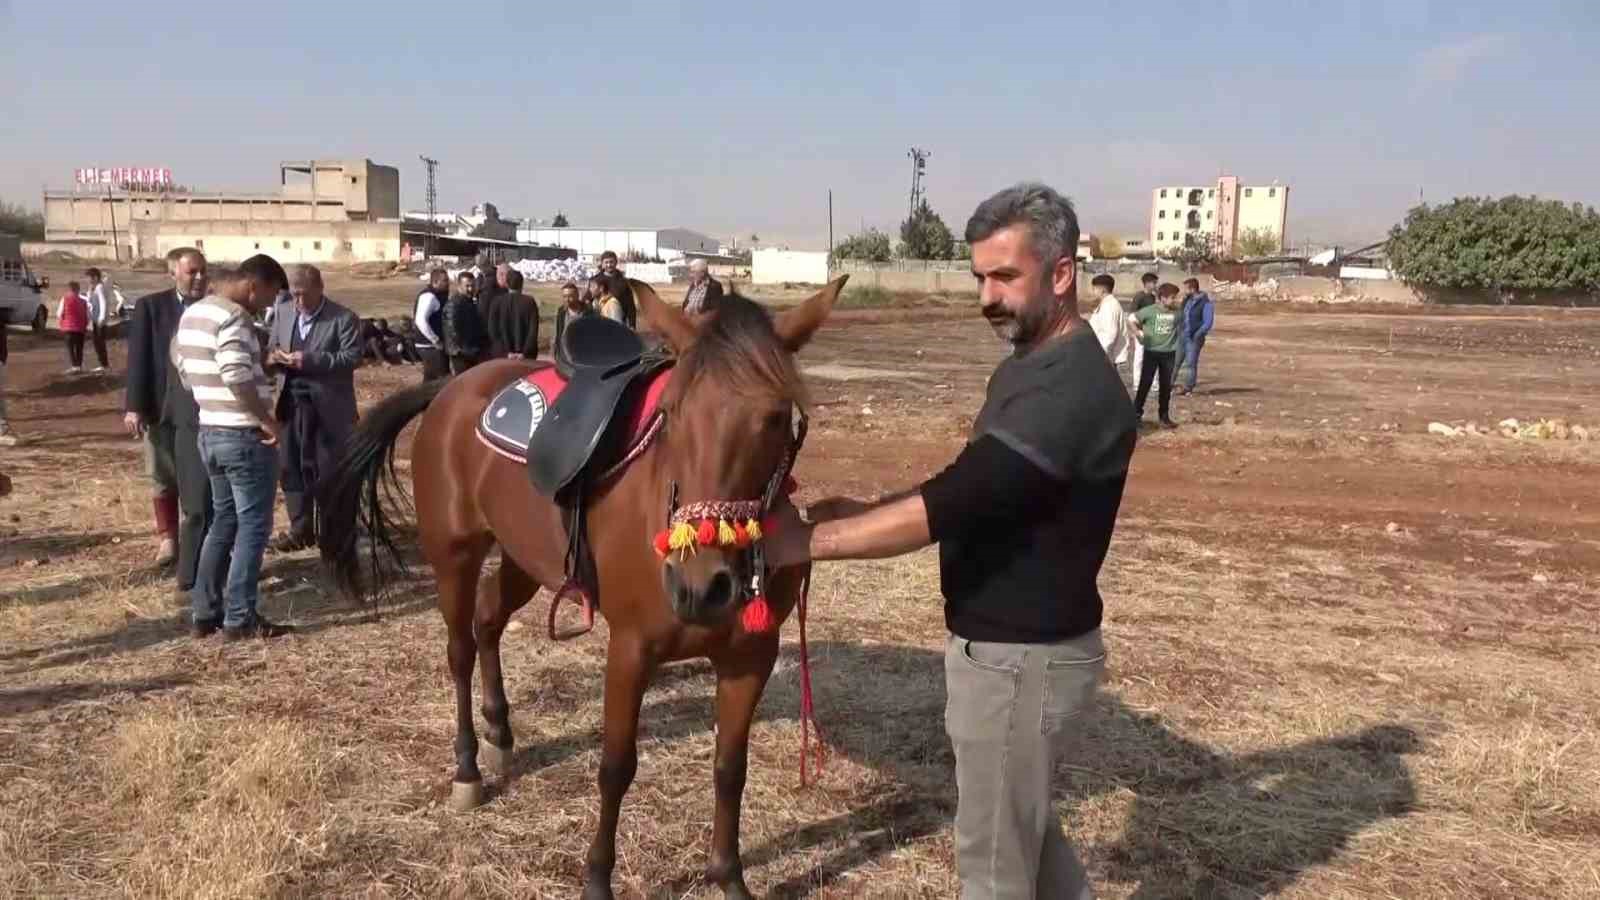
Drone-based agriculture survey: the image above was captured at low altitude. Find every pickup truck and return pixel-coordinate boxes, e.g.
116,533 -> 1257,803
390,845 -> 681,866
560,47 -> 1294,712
0,255 -> 50,333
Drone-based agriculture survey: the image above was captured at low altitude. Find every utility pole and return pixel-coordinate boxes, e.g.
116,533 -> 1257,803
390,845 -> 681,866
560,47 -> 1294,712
105,185 -> 120,262
827,189 -> 834,267
419,155 -> 439,261
907,147 -> 930,224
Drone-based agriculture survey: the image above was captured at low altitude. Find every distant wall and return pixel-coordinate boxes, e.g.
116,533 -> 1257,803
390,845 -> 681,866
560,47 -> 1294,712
753,249 -> 828,285
135,220 -> 401,263
22,240 -> 128,261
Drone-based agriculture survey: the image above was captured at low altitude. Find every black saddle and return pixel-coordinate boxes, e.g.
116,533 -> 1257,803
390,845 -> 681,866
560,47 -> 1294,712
527,315 -> 658,498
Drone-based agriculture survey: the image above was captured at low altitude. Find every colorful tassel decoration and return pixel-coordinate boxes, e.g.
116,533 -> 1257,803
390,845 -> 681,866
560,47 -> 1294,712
652,530 -> 672,559
760,514 -> 778,536
745,518 -> 763,542
733,521 -> 751,548
669,521 -> 697,552
696,518 -> 717,546
718,519 -> 738,547
741,595 -> 774,633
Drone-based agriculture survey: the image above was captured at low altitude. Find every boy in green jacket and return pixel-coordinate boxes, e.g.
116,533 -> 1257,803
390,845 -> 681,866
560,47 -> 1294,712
1131,282 -> 1181,428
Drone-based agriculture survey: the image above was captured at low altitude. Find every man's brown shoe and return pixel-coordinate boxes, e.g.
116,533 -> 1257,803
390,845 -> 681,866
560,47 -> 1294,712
222,618 -> 294,641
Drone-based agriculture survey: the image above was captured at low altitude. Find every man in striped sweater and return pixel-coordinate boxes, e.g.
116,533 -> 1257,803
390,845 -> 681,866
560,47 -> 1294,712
170,255 -> 292,640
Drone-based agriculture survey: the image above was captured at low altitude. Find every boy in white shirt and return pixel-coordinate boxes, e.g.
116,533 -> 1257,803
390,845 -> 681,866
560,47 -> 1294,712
1087,274 -> 1135,391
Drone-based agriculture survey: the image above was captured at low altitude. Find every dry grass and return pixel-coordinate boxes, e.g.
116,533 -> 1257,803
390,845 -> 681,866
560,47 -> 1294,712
3,299 -> 1600,897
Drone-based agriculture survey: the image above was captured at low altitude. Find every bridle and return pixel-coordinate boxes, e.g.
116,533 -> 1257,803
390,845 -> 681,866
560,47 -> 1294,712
653,408 -> 808,633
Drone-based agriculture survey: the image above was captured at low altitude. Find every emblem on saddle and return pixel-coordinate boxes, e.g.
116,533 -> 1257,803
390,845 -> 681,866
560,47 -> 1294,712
474,316 -> 673,639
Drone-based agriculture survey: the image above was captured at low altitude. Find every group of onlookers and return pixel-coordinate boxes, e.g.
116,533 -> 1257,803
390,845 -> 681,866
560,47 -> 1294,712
55,267 -> 119,373
124,247 -> 363,640
1088,271 -> 1215,428
410,250 -> 726,380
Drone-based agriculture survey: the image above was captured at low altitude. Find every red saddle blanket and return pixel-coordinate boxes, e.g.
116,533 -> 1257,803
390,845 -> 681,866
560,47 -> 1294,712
476,362 -> 673,465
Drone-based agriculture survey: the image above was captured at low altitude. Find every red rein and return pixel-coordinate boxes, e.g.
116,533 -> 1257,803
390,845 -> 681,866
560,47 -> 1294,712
650,474 -> 823,785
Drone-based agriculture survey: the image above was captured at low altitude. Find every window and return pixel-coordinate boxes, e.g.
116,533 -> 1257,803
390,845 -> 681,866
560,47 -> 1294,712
1160,189 -> 1167,198
1245,188 -> 1253,198
313,241 -> 322,250
342,241 -> 353,252
1268,187 -> 1276,197
195,239 -> 204,249
283,241 -> 291,249
253,242 -> 260,249
1207,211 -> 1213,219
1156,232 -> 1165,241
1158,210 -> 1166,219
1208,188 -> 1215,197
350,176 -> 358,185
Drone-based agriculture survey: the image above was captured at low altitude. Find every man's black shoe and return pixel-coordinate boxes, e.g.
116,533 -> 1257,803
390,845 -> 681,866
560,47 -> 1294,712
222,618 -> 295,641
271,532 -> 315,553
192,618 -> 221,638
1160,418 -> 1180,429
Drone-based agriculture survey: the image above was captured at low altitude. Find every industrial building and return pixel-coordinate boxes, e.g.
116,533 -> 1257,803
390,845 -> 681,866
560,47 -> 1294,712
40,159 -> 402,262
1149,176 -> 1289,257
513,226 -> 721,262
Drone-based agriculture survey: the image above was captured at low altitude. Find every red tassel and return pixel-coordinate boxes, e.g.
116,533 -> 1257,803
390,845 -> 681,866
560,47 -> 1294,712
760,514 -> 778,536
733,521 -> 751,548
652,530 -> 672,559
696,519 -> 717,546
741,595 -> 774,633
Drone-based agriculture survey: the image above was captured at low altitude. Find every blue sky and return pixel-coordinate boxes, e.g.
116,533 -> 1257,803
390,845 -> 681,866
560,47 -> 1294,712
2,0 -> 1595,248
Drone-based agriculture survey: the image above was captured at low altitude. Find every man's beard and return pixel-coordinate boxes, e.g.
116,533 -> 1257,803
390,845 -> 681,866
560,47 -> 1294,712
985,290 -> 1055,347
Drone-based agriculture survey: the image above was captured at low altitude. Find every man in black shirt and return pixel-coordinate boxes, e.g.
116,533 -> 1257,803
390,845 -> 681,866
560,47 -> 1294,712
768,182 -> 1137,899
491,269 -> 540,359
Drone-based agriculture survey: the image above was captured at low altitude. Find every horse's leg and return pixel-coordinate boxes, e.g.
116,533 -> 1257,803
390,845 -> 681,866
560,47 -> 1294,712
582,638 -> 653,900
436,541 -> 492,810
704,638 -> 780,900
477,554 -> 538,775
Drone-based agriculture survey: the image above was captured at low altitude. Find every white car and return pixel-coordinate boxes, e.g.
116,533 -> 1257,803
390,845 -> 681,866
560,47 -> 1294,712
0,255 -> 50,333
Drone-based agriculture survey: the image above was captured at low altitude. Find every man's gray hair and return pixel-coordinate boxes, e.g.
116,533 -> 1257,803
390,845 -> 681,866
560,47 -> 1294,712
964,182 -> 1080,265
290,263 -> 322,286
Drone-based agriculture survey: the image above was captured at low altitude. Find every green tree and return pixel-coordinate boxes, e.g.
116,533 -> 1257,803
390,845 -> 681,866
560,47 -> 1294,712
832,228 -> 893,263
552,211 -> 569,228
899,199 -> 955,260
1387,196 -> 1600,292
0,200 -> 45,240
1235,226 -> 1281,258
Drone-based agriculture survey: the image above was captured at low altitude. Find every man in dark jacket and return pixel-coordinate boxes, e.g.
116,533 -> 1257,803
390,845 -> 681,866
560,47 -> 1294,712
122,246 -> 216,596
442,271 -> 488,374
1175,277 -> 1215,395
490,269 -> 541,359
552,281 -> 593,352
266,264 -> 361,550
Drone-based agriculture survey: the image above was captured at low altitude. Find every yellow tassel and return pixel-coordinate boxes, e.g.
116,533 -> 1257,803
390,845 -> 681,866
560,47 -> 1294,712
718,519 -> 738,546
669,522 -> 697,553
744,518 -> 763,542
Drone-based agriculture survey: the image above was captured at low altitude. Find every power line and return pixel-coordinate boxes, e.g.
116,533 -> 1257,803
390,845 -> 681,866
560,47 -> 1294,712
419,155 -> 439,261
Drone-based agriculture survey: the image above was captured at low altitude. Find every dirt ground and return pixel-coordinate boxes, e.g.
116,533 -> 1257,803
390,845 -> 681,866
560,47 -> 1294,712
2,266 -> 1598,898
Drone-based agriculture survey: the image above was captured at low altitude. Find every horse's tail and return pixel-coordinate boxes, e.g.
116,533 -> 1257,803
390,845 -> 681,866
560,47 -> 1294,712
318,377 -> 450,600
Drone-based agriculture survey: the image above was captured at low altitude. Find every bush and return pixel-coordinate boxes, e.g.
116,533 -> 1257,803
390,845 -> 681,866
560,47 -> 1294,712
1235,227 -> 1281,258
0,200 -> 45,240
833,229 -> 893,263
1387,196 -> 1600,292
899,200 -> 955,260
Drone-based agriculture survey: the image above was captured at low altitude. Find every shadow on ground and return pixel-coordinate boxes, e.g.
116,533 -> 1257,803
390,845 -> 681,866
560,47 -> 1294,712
464,640 -> 1419,898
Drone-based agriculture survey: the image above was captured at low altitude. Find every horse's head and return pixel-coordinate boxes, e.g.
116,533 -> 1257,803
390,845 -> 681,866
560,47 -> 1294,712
633,276 -> 845,627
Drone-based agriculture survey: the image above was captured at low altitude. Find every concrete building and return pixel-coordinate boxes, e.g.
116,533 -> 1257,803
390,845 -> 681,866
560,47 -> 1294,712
513,226 -> 720,262
1149,176 -> 1289,257
41,159 -> 401,261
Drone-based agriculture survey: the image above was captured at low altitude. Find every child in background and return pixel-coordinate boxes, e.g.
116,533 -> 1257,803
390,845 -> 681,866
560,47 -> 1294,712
1130,282 -> 1182,429
56,281 -> 90,374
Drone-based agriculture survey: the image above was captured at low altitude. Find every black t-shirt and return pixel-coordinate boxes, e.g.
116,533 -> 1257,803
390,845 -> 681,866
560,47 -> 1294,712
920,325 -> 1138,643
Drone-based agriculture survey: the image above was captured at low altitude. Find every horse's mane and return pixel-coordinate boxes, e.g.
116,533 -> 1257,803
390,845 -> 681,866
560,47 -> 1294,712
672,293 -> 808,410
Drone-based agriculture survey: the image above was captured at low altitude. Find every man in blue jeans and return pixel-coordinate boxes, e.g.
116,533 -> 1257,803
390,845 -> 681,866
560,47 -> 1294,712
1176,277 -> 1215,395
170,255 -> 292,640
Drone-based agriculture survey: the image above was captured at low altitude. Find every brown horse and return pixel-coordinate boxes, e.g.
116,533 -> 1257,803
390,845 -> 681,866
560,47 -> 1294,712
319,277 -> 844,899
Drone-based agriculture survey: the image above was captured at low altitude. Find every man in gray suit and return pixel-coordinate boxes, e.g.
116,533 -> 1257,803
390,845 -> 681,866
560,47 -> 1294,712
266,264 -> 360,550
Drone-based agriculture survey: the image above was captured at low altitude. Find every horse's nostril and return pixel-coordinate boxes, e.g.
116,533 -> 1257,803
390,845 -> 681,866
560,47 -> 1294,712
703,569 -> 735,609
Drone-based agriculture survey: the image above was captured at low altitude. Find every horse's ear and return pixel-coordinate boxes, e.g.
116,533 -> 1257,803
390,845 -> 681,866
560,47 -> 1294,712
773,275 -> 847,353
631,278 -> 698,353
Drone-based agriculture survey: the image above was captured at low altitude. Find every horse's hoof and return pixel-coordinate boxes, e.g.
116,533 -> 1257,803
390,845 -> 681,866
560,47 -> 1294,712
579,881 -> 614,900
482,743 -> 513,776
449,780 -> 485,811
720,881 -> 755,900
